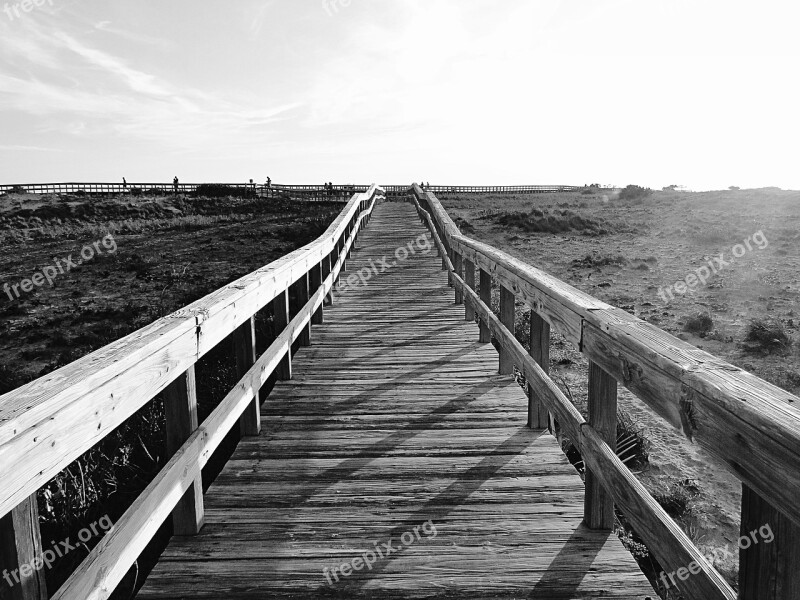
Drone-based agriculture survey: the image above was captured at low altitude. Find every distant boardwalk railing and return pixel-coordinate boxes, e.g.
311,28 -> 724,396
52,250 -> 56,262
0,186 -> 383,600
410,183 -> 800,600
0,182 -> 580,197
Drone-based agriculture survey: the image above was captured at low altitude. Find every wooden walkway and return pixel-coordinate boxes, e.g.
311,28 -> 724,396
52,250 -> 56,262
137,201 -> 654,599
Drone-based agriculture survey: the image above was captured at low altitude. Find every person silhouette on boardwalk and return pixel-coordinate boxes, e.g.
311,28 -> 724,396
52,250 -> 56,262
122,177 -> 127,189
173,176 -> 179,194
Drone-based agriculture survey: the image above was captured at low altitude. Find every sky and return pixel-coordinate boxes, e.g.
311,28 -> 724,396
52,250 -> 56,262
1,0 -> 799,190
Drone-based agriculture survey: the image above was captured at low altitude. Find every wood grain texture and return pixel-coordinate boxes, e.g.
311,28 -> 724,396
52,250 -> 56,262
136,200 -> 653,600
0,495 -> 46,600
164,367 -> 204,536
584,362 -> 617,530
528,311 -> 550,430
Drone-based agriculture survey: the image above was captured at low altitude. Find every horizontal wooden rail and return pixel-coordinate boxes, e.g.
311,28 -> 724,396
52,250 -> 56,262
411,183 -> 799,600
0,185 -> 383,600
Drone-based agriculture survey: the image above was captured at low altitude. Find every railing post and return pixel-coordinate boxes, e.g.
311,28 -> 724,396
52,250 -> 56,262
234,316 -> 261,436
738,485 -> 800,599
464,259 -> 476,321
584,361 -> 617,530
164,366 -> 204,535
322,253 -> 333,306
292,274 -> 311,347
271,289 -> 292,380
310,261 -> 324,325
453,253 -> 463,305
528,312 -> 550,429
499,285 -> 515,374
0,495 -> 47,600
479,269 -> 492,343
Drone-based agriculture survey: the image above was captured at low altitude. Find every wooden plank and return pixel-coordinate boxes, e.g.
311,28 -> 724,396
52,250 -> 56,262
528,311 -> 549,429
164,366 -> 204,535
0,495 -> 46,600
310,261 -> 324,325
738,484 -> 800,600
464,258 -> 476,322
271,290 -> 292,381
453,253 -> 463,305
499,285 -> 515,375
584,362 -> 617,530
234,316 -> 260,436
479,269 -> 492,344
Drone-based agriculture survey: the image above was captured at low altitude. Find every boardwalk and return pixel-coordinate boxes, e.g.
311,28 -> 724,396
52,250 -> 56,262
137,201 -> 653,599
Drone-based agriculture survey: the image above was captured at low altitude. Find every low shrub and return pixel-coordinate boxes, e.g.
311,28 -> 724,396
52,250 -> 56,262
683,313 -> 714,337
618,185 -> 652,201
744,318 -> 792,353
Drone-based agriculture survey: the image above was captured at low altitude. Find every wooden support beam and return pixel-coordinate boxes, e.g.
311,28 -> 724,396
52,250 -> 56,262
528,311 -> 550,429
322,254 -> 333,306
584,361 -> 617,530
271,289 -> 292,380
739,485 -> 800,600
479,269 -> 492,343
499,285 -> 515,375
453,253 -> 464,305
292,274 -> 311,347
164,366 -> 204,535
234,316 -> 261,436
0,495 -> 46,600
310,261 -> 324,324
464,259 -> 476,321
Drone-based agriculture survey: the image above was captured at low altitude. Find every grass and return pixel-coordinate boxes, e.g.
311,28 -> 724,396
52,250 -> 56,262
743,318 -> 792,354
683,313 -> 714,337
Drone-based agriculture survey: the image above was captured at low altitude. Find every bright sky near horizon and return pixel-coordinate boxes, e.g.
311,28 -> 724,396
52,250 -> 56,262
1,1 -> 799,190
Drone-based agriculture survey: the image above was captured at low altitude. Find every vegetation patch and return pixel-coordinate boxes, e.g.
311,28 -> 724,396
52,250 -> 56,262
492,208 -> 613,235
743,318 -> 792,354
683,313 -> 714,337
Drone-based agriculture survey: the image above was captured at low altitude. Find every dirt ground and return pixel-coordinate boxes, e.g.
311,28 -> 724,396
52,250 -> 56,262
0,192 -> 342,390
439,187 -> 800,593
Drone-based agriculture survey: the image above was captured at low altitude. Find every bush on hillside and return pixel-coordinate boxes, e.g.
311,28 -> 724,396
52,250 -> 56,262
618,185 -> 652,201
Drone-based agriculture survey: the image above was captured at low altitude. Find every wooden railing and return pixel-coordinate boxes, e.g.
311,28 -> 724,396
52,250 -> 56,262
0,185 -> 384,600
0,182 -> 577,197
419,184 -> 582,194
410,184 -> 800,600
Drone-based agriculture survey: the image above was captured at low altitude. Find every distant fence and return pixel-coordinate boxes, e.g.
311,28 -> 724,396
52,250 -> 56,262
0,182 -> 582,199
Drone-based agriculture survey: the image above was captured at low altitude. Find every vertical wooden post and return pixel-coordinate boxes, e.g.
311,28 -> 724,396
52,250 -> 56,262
479,269 -> 492,343
739,485 -> 800,600
584,361 -> 617,530
164,366 -> 204,535
499,285 -> 515,375
271,289 -> 292,380
310,261 -> 324,325
528,311 -> 550,429
234,316 -> 261,436
322,253 -> 333,306
293,274 -> 311,347
0,495 -> 46,600
464,259 -> 476,321
453,253 -> 463,305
